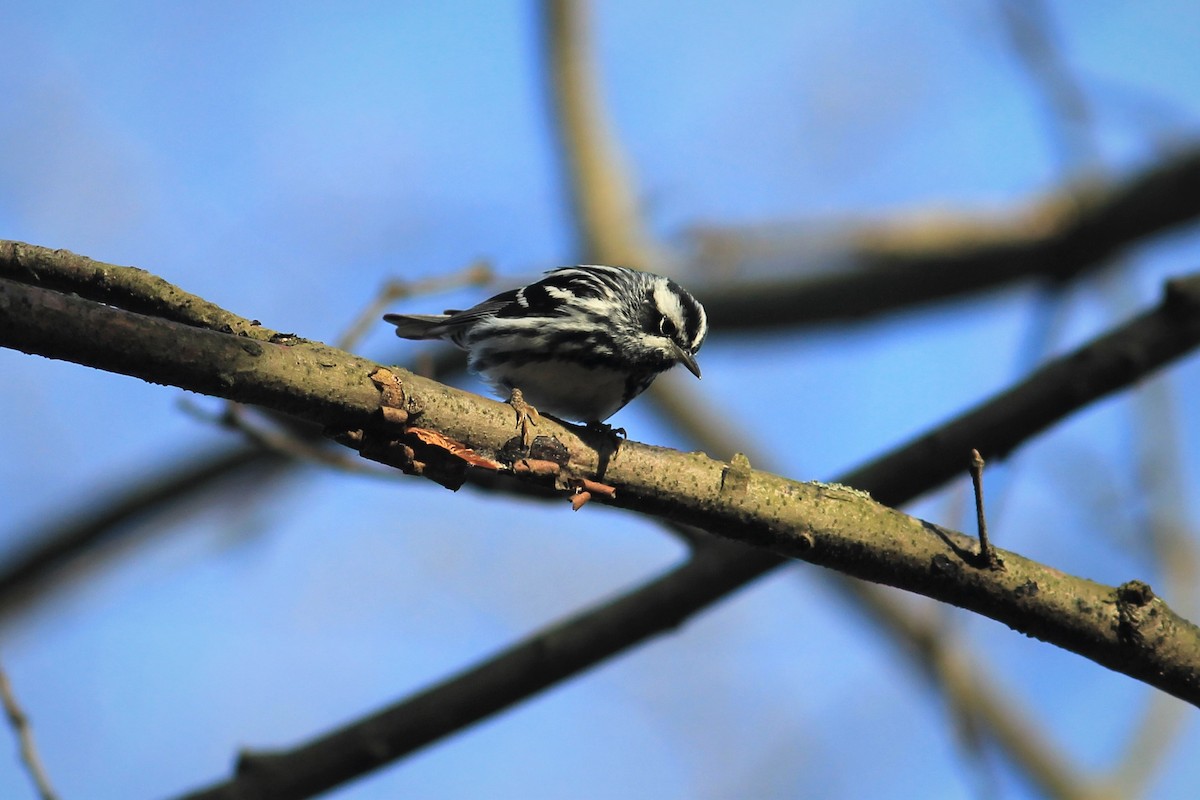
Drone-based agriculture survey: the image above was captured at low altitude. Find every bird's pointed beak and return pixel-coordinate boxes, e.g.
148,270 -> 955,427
675,345 -> 702,379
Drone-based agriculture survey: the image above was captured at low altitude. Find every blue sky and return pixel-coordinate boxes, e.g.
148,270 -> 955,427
2,2 -> 1200,799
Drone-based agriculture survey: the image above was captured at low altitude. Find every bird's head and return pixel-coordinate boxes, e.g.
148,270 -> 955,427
629,273 -> 708,378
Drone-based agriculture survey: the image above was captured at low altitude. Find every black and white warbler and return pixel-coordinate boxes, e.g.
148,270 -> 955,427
384,265 -> 708,425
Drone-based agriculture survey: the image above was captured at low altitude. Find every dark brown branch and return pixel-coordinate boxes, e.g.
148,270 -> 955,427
0,446 -> 286,619
968,449 -> 1000,569
695,145 -> 1200,330
209,539 -> 768,800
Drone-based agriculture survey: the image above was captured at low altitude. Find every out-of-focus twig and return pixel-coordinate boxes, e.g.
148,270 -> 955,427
0,446 -> 286,623
542,0 -> 662,267
335,259 -> 493,351
0,663 -> 59,800
182,402 -> 392,478
847,585 -> 1104,800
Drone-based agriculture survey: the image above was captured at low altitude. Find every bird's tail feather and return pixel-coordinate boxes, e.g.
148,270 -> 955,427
383,313 -> 451,340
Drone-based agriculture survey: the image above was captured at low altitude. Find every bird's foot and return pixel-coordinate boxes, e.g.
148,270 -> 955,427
507,388 -> 540,450
585,420 -> 627,442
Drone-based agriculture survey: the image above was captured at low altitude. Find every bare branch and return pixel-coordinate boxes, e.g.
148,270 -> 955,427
997,0 -> 1099,172
8,138 -> 1197,620
542,0 -> 660,266
0,446 -> 284,620
335,259 -> 493,351
968,449 -> 1000,569
5,246 -> 1200,798
0,663 -> 59,800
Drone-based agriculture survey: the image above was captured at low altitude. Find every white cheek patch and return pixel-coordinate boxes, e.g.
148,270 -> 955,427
652,284 -> 689,343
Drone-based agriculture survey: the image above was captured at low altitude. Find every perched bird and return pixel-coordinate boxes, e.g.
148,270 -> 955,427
384,265 -> 708,425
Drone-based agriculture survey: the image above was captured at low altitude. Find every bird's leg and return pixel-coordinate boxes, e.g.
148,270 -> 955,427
506,388 -> 540,450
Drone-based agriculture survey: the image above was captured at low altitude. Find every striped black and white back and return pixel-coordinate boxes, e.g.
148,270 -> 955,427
384,265 -> 708,424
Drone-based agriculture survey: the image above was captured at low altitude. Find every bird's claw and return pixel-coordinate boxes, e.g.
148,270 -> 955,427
585,420 -> 626,442
507,388 -> 540,450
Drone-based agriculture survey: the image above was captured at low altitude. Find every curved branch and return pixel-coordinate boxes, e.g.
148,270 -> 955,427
0,663 -> 60,800
5,255 -> 1200,800
7,136 -> 1200,612
6,257 -> 1200,680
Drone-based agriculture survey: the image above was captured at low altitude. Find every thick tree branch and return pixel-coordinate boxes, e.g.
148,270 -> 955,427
6,252 -> 1200,799
7,138 -> 1199,617
6,253 -> 1200,679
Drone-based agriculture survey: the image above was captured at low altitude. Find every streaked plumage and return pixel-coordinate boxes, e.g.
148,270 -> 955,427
384,265 -> 708,423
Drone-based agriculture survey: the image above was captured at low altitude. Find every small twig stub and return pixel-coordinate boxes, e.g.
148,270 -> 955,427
968,449 -> 1002,570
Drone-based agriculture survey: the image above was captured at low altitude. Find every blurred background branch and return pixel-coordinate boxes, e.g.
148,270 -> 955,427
692,146 -> 1200,329
0,664 -> 59,800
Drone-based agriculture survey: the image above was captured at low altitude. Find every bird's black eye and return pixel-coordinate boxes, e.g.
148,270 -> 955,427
658,315 -> 677,338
